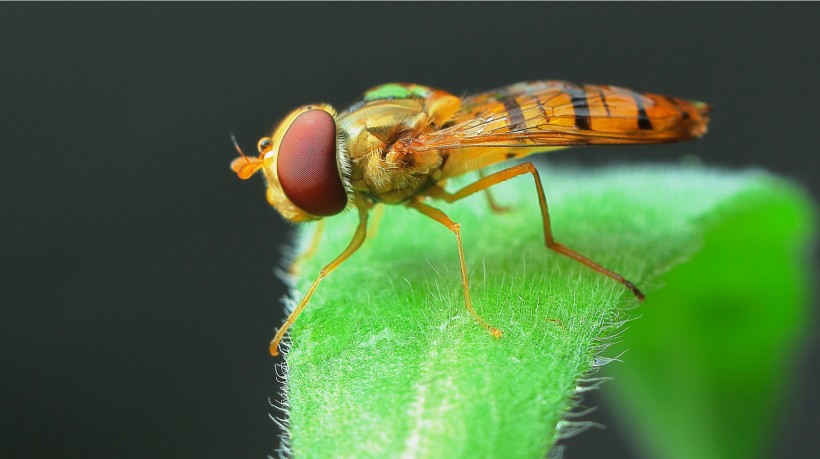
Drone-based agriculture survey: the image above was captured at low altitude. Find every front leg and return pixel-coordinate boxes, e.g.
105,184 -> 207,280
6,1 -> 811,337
289,220 -> 326,277
270,204 -> 369,356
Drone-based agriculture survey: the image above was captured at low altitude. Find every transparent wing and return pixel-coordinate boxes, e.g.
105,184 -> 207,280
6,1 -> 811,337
408,81 -> 710,151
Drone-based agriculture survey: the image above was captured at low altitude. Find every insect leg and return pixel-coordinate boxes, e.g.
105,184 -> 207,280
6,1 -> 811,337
289,219 -> 326,277
270,205 -> 369,356
367,203 -> 386,240
479,169 -> 511,213
408,200 -> 503,338
430,162 -> 644,301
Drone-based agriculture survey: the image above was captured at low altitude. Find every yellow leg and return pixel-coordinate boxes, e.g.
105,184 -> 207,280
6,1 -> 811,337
289,219 -> 326,277
428,162 -> 644,301
408,200 -> 503,338
270,205 -> 369,356
479,169 -> 511,213
367,203 -> 386,240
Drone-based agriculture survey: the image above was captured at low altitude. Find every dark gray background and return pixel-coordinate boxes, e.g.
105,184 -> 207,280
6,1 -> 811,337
2,3 -> 818,458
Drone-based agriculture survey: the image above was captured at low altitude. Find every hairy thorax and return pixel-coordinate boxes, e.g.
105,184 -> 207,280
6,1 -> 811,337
336,99 -> 443,204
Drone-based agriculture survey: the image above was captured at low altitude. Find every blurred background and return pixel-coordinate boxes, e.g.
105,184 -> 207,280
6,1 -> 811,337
2,3 -> 817,458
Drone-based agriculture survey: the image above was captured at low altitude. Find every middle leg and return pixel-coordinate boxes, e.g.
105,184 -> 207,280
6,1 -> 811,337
427,162 -> 644,300
408,200 -> 503,338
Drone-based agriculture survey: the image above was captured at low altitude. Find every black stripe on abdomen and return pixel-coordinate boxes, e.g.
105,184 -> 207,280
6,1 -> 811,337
502,97 -> 526,131
664,95 -> 690,120
569,88 -> 592,130
632,91 -> 653,130
597,88 -> 612,117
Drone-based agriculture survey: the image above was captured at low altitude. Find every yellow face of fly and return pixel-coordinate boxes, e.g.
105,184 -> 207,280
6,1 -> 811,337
230,103 -> 343,223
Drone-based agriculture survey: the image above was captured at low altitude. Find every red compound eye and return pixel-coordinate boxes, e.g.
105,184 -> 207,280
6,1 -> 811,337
277,110 -> 347,216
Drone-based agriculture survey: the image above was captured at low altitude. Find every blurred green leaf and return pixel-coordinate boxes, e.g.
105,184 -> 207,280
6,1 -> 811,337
277,164 -> 814,458
603,179 -> 815,459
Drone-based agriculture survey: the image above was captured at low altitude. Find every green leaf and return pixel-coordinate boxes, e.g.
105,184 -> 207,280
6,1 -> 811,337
277,164 -> 814,458
603,175 -> 815,459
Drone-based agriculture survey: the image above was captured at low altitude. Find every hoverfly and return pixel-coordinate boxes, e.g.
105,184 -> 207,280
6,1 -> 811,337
231,81 -> 710,356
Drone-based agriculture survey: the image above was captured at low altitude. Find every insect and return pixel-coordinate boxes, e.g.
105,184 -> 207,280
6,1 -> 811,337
231,81 -> 710,356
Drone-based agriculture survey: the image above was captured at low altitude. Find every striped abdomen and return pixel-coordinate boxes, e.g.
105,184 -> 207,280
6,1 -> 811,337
453,80 -> 710,144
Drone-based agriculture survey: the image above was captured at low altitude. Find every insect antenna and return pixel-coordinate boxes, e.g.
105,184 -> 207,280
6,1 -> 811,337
229,132 -> 264,180
229,131 -> 251,164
